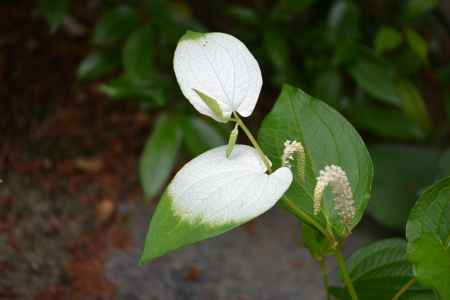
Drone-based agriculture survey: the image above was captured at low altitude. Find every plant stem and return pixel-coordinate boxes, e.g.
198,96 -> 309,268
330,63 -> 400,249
282,196 -> 330,239
334,246 -> 359,300
233,112 -> 272,172
319,259 -> 331,300
392,277 -> 416,300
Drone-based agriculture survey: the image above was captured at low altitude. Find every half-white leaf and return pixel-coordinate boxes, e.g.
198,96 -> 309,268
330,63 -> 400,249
173,31 -> 263,122
141,144 -> 292,262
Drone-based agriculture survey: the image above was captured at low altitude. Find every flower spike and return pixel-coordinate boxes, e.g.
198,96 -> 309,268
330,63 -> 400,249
282,140 -> 305,182
313,165 -> 355,228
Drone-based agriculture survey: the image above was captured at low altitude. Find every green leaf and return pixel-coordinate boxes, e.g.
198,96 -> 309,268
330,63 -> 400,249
374,26 -> 403,55
368,145 -> 440,229
395,79 -> 430,130
258,84 -> 373,237
406,177 -> 450,299
263,30 -> 290,71
301,223 -> 333,260
139,113 -> 183,200
77,49 -> 120,81
140,145 -> 293,262
182,116 -> 226,156
39,0 -> 69,32
123,24 -> 154,85
226,124 -> 239,158
348,51 -> 400,106
347,105 -> 424,140
330,239 -> 436,300
141,190 -> 236,262
404,0 -> 438,20
92,5 -> 140,46
404,29 -> 428,65
313,69 -> 342,108
99,74 -> 166,105
192,89 -> 227,122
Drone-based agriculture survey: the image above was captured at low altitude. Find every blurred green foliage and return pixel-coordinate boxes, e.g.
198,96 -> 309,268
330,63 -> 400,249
39,0 -> 450,225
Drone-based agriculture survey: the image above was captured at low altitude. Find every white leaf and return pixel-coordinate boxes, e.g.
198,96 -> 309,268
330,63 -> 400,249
169,144 -> 292,225
173,31 -> 263,122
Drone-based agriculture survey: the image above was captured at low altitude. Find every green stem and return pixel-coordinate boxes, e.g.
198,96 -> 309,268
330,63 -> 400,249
233,112 -> 272,173
319,259 -> 331,300
282,196 -> 330,239
334,246 -> 359,300
392,277 -> 416,300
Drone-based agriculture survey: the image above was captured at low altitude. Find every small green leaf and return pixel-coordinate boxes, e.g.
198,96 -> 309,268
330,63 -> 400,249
226,123 -> 239,158
404,0 -> 438,20
348,51 -> 400,106
330,239 -> 436,300
192,89 -> 227,122
99,74 -> 166,105
92,5 -> 139,46
368,145 -> 440,229
374,26 -> 403,55
77,49 -> 120,81
347,105 -> 424,140
39,0 -> 69,32
139,113 -> 183,200
395,79 -> 430,130
406,177 -> 450,299
182,116 -> 226,157
404,28 -> 428,65
123,24 -> 154,85
258,85 -> 373,237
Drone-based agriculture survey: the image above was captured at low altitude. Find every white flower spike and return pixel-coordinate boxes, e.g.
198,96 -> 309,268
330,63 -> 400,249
282,140 -> 305,182
173,31 -> 263,122
313,165 -> 355,228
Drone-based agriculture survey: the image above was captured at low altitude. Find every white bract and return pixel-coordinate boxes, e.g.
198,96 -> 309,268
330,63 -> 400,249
169,145 -> 292,225
173,31 -> 263,122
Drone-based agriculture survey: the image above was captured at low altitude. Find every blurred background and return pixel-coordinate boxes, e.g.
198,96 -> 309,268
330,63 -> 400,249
1,0 -> 450,299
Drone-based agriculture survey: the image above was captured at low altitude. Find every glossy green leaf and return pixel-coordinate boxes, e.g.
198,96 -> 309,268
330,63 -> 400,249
406,177 -> 450,299
404,29 -> 428,64
330,239 -> 436,300
349,51 -> 400,106
374,26 -> 403,55
258,84 -> 373,237
347,105 -> 424,140
368,145 -> 439,229
39,0 -> 69,32
77,49 -> 120,81
123,25 -> 154,84
396,79 -> 430,130
99,75 -> 166,105
92,5 -> 139,46
139,113 -> 183,200
182,116 -> 226,156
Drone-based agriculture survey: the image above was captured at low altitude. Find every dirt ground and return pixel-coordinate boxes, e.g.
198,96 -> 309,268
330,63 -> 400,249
0,2 -> 390,299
